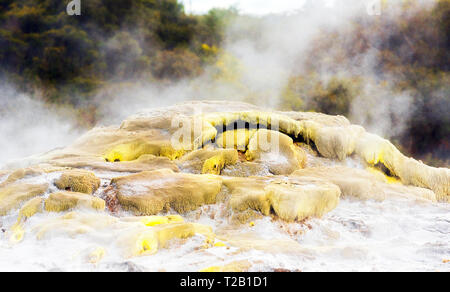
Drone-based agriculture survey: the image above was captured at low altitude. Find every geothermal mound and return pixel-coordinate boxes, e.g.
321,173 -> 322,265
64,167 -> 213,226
0,101 -> 449,271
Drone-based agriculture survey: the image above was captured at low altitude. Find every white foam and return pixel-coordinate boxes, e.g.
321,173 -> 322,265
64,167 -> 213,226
0,162 -> 449,271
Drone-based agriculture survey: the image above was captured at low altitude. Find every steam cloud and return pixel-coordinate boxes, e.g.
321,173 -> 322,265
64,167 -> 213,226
95,0 -> 417,136
0,85 -> 83,167
0,0 -> 442,165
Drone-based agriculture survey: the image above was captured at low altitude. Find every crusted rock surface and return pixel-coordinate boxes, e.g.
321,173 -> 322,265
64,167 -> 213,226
0,101 -> 448,271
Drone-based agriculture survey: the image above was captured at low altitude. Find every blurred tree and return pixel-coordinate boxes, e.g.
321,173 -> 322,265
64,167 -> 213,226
0,0 -> 221,103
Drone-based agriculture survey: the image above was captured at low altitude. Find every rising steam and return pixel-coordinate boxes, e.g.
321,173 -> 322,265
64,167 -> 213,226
0,0 -> 444,164
0,85 -> 83,167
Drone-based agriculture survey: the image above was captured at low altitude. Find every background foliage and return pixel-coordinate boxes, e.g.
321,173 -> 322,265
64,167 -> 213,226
0,0 -> 448,166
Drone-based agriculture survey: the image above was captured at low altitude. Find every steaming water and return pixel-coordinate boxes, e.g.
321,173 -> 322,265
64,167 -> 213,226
0,144 -> 448,271
0,169 -> 448,271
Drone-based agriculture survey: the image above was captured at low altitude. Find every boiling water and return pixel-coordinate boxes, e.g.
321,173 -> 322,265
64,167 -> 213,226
0,183 -> 448,271
0,152 -> 449,272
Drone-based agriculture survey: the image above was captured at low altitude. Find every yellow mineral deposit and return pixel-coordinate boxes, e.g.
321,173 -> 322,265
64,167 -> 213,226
16,197 -> 44,222
159,145 -> 185,161
202,154 -> 226,175
181,147 -> 238,174
8,197 -> 44,243
54,169 -> 101,194
9,224 -> 24,244
118,221 -> 215,258
88,247 -> 106,264
103,140 -> 163,162
213,241 -> 226,247
215,129 -> 256,151
366,166 -> 401,184
118,228 -> 159,257
199,260 -> 252,272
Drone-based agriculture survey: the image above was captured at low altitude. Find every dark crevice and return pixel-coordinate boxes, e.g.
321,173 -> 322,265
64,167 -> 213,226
214,120 -> 268,136
209,120 -> 322,157
374,162 -> 399,179
291,133 -> 320,155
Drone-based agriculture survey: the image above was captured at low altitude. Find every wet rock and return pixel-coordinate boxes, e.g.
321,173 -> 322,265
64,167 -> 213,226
117,221 -> 214,257
222,175 -> 340,222
292,166 -> 386,201
110,169 -> 223,215
17,197 -> 44,222
0,183 -> 48,216
246,129 -> 307,175
103,139 -> 184,162
222,161 -> 270,177
0,100 -> 448,271
34,211 -> 117,240
231,209 -> 264,224
292,166 -> 437,202
355,132 -> 449,201
48,153 -> 179,173
32,211 -> 215,258
44,191 -> 105,212
265,177 -> 340,221
54,169 -> 101,194
222,176 -> 272,215
12,101 -> 447,200
216,129 -> 256,151
0,168 -> 43,187
178,147 -> 238,174
100,185 -> 120,213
